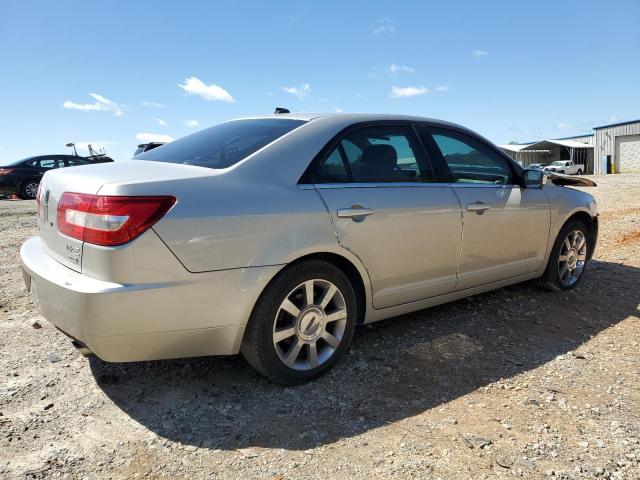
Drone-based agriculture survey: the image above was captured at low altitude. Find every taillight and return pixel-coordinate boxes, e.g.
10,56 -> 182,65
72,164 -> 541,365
0,168 -> 15,176
57,193 -> 176,246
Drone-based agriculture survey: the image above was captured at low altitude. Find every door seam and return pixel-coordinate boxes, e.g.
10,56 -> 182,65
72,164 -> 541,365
447,183 -> 464,290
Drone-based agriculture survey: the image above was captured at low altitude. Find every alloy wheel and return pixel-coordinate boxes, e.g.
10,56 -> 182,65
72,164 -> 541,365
272,279 -> 348,371
557,229 -> 587,287
24,182 -> 39,199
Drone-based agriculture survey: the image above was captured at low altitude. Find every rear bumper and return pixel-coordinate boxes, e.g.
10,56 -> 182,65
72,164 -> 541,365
20,236 -> 282,362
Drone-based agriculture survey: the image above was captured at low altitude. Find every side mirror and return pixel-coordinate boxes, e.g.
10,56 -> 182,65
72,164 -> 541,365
522,168 -> 547,188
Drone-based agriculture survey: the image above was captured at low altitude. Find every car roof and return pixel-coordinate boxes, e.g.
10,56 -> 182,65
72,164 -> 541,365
234,112 -> 468,130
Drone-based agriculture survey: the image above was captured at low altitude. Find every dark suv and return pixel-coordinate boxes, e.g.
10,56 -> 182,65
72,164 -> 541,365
0,155 -> 90,199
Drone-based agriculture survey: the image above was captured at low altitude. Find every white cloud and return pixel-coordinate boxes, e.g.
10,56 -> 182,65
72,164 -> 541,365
334,108 -> 344,113
153,118 -> 168,127
435,85 -> 449,92
472,49 -> 489,58
178,76 -> 235,103
136,133 -> 175,144
63,93 -> 123,116
184,119 -> 199,128
372,17 -> 395,35
281,83 -> 311,100
608,115 -> 620,122
389,64 -> 414,75
390,86 -> 428,98
141,101 -> 164,108
556,122 -> 572,129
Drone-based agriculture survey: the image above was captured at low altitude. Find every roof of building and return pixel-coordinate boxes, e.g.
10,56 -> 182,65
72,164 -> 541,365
593,119 -> 640,130
522,139 -> 594,150
497,143 -> 533,152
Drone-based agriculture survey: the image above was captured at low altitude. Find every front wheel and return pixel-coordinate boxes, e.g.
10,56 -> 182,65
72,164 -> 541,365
20,180 -> 39,199
535,220 -> 591,291
576,169 -> 583,175
241,259 -> 357,385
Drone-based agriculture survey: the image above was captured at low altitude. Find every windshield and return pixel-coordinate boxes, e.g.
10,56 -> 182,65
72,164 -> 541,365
135,119 -> 306,169
550,161 -> 565,166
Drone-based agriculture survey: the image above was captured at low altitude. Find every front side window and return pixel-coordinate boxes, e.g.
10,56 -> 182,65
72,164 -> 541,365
135,119 -> 306,169
311,125 -> 435,183
65,158 -> 85,167
429,129 -> 513,185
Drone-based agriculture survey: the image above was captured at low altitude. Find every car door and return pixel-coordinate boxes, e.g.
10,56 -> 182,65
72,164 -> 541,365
306,124 -> 462,309
418,126 -> 550,291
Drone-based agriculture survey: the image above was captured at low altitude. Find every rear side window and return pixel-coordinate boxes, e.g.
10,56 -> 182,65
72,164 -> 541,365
428,129 -> 513,185
310,125 -> 436,183
135,119 -> 306,169
37,158 -> 62,169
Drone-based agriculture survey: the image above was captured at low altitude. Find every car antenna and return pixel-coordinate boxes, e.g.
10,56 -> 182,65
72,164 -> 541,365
274,107 -> 290,114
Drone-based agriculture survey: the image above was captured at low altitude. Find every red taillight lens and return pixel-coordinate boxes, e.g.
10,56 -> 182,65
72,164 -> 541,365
57,193 -> 176,246
0,168 -> 15,176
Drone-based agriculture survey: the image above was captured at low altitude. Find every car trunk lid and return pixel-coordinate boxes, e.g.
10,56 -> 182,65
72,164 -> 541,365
37,160 -> 214,272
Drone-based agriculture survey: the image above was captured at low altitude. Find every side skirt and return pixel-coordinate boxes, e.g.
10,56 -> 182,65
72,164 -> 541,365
364,272 -> 539,324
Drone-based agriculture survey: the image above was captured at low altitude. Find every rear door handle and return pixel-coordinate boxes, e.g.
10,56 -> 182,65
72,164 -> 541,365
466,201 -> 491,213
337,206 -> 374,218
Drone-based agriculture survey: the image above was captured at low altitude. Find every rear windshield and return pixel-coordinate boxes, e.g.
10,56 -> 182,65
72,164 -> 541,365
135,119 -> 306,169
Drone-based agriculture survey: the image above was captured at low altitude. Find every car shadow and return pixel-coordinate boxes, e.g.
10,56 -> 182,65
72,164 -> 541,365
89,259 -> 639,451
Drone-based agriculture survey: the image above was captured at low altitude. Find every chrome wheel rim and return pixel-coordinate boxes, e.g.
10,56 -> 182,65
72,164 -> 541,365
558,229 -> 587,286
273,279 -> 347,371
25,182 -> 38,199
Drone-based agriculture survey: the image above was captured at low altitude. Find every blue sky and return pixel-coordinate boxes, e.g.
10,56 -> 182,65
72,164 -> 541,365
1,0 -> 638,161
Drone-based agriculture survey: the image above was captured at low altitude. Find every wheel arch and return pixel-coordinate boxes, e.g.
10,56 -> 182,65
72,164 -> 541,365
562,210 -> 598,259
246,250 -> 371,332
19,177 -> 41,198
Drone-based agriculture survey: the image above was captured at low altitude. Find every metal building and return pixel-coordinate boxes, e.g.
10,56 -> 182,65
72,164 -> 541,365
593,119 -> 640,173
499,119 -> 640,174
499,137 -> 594,173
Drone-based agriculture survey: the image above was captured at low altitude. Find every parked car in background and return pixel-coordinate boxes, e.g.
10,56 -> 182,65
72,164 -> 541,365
21,113 -> 598,384
529,163 -> 545,170
134,142 -> 165,157
0,155 -> 90,199
543,160 -> 584,175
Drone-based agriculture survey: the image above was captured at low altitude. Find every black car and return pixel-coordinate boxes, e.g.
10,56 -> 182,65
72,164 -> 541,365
0,155 -> 91,199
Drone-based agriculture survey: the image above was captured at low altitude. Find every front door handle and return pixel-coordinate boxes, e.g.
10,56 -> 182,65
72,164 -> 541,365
337,206 -> 374,218
466,201 -> 491,213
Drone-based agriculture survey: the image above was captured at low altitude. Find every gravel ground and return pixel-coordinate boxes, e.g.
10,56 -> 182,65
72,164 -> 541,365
1,175 -> 639,480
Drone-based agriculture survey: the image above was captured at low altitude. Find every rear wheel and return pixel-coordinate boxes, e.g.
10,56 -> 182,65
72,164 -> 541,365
536,219 -> 590,291
20,180 -> 39,200
241,259 -> 357,385
577,169 -> 583,175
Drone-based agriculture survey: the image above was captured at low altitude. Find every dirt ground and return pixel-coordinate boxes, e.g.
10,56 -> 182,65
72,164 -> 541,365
1,175 -> 639,480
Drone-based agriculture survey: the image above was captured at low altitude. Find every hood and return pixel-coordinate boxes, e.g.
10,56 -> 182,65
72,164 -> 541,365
546,172 -> 597,187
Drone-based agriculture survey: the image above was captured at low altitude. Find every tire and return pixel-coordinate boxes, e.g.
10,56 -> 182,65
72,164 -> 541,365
241,259 -> 357,385
20,180 -> 39,200
577,169 -> 583,175
535,219 -> 591,291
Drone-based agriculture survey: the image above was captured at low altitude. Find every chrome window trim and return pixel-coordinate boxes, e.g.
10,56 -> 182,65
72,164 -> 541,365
299,182 -> 452,190
446,182 -> 517,189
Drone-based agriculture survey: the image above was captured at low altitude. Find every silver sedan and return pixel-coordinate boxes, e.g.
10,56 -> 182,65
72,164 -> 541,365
20,113 -> 598,384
